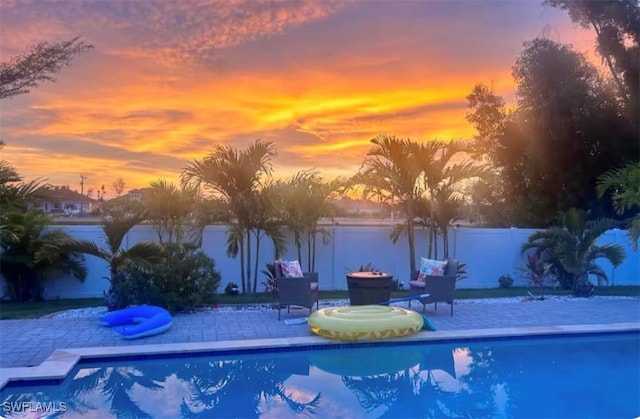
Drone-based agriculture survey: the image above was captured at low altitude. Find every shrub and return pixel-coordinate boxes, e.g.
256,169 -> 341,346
456,262 -> 468,281
261,262 -> 278,301
113,242 -> 221,313
224,282 -> 240,295
498,274 -> 514,289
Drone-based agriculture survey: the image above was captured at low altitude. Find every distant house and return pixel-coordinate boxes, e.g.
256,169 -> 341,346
127,187 -> 153,202
34,185 -> 100,214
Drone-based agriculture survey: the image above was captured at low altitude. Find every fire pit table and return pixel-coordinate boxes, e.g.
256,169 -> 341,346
346,271 -> 394,305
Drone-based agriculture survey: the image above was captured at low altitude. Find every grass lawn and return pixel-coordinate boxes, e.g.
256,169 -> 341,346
0,298 -> 105,320
1,286 -> 638,320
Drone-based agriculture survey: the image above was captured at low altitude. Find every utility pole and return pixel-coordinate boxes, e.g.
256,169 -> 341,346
80,174 -> 87,215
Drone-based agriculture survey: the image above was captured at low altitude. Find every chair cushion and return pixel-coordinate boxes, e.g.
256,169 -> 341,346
310,282 -> 319,291
410,280 -> 426,288
417,258 -> 448,280
280,259 -> 304,277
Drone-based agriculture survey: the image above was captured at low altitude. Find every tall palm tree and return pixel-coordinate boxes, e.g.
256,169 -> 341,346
181,139 -> 277,293
279,170 -> 343,272
145,178 -> 198,244
249,182 -> 287,293
37,210 -> 163,310
0,209 -> 86,301
418,140 -> 484,259
351,136 -> 423,275
597,161 -> 640,251
522,208 -> 626,296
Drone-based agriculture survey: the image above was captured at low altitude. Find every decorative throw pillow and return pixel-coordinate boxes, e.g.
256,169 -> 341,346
280,259 -> 304,278
417,257 -> 448,281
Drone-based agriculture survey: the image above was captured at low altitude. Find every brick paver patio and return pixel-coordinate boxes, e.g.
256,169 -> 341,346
1,297 -> 638,368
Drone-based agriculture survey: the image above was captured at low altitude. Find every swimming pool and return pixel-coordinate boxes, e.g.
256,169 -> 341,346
1,330 -> 638,418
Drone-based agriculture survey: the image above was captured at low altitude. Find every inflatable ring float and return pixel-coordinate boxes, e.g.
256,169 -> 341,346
100,305 -> 173,340
308,305 -> 424,341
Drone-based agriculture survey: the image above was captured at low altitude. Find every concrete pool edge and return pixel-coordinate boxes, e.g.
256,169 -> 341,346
1,321 -> 638,390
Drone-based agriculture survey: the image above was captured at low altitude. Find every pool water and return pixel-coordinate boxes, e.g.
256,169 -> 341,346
1,333 -> 638,418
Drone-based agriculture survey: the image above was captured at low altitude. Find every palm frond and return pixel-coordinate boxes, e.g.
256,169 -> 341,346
596,162 -> 640,215
118,242 -> 164,272
36,237 -> 110,264
225,224 -> 243,258
586,244 -> 626,268
390,222 -> 407,244
102,213 -> 146,253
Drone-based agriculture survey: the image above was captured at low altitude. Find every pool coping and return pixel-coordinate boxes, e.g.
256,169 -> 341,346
1,321 -> 638,390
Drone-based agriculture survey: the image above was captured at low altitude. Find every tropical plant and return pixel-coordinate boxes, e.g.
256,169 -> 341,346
522,208 -> 626,297
0,161 -> 45,215
351,136 -> 422,275
261,262 -> 279,300
419,140 -> 485,258
519,251 -> 553,299
181,139 -> 279,294
498,274 -> 514,289
224,282 -> 240,295
113,242 -> 221,312
248,182 -> 287,292
279,170 -> 343,272
387,140 -> 483,262
145,178 -> 199,244
455,262 -> 469,282
0,209 -> 86,301
36,210 -> 163,310
597,161 -> 640,251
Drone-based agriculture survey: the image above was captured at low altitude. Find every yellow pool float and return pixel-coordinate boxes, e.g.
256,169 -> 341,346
308,305 -> 424,341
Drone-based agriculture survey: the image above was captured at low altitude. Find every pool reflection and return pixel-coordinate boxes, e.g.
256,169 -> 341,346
1,334 -> 638,418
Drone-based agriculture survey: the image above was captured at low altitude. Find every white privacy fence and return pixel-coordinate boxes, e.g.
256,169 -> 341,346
2,224 -> 638,299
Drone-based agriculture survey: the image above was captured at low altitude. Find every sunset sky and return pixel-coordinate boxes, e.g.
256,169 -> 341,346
0,0 -> 594,196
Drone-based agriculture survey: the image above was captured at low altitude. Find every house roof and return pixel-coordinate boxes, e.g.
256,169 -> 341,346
42,186 -> 98,203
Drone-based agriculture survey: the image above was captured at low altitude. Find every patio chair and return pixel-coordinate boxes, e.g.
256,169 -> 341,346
408,259 -> 458,316
273,260 -> 320,320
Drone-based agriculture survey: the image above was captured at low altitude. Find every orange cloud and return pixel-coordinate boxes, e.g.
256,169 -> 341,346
0,0 -> 596,190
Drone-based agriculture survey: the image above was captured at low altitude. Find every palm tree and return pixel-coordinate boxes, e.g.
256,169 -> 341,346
0,160 -> 44,210
418,140 -> 484,259
37,210 -> 163,310
0,160 -> 46,244
181,139 -> 277,294
351,136 -> 423,275
522,208 -> 626,296
597,161 -> 640,251
0,209 -> 86,301
249,182 -> 287,293
145,178 -> 198,244
279,170 -> 343,272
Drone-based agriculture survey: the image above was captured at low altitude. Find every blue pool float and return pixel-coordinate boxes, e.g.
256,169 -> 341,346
100,305 -> 173,339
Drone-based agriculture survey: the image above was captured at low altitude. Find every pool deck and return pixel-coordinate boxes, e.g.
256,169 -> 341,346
1,297 -> 639,388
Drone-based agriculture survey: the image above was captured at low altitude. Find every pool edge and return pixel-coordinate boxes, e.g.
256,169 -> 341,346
2,322 -> 639,390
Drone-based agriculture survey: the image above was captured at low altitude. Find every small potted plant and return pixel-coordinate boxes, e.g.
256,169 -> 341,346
224,282 -> 240,296
498,274 -> 514,289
